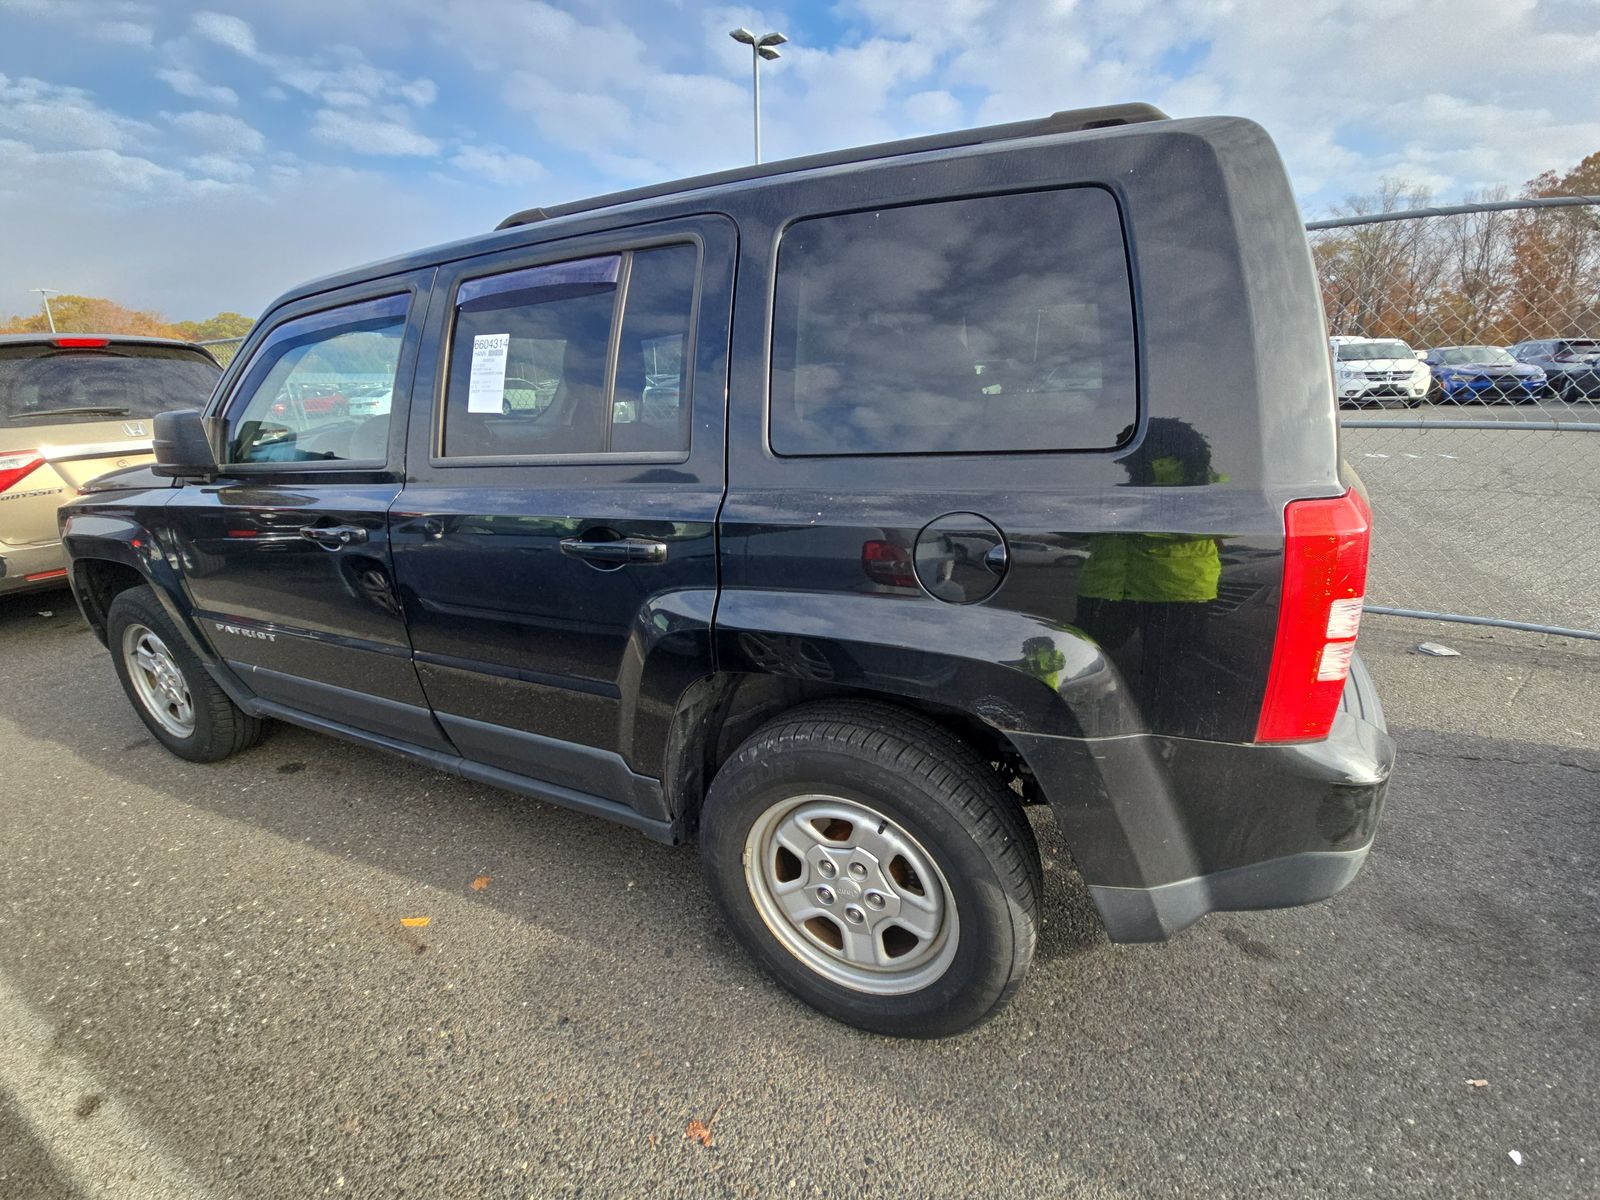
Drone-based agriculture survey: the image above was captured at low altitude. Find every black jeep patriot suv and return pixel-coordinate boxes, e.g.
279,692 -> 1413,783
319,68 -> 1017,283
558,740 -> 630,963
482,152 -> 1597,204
62,104 -> 1393,1037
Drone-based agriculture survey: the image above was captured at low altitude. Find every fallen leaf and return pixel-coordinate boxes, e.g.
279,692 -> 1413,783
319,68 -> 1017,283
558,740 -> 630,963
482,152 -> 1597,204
470,875 -> 492,891
684,1119 -> 713,1148
400,916 -> 430,928
1466,1079 -> 1488,1088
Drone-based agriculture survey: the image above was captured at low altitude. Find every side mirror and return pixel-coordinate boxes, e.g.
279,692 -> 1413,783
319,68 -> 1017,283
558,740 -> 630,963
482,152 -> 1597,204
152,409 -> 219,480
1414,350 -> 1428,360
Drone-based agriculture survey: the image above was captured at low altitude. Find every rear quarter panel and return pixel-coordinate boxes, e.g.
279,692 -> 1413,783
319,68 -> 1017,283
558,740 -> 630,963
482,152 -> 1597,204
717,116 -> 1340,744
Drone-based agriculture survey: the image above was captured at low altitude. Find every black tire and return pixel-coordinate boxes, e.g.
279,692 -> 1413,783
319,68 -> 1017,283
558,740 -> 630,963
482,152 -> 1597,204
699,700 -> 1042,1038
107,585 -> 264,763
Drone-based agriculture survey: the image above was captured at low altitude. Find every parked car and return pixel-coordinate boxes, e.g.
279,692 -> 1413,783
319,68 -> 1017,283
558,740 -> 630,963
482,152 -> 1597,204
0,334 -> 221,597
1506,338 -> 1600,401
1420,345 -> 1549,404
60,104 -> 1392,1037
1329,336 -> 1430,406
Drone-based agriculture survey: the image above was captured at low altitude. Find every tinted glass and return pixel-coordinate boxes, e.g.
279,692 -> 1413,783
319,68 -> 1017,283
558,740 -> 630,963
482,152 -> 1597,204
226,297 -> 407,465
770,188 -> 1136,456
1437,346 -> 1514,365
1337,340 -> 1412,361
611,244 -> 697,454
442,246 -> 695,459
0,345 -> 220,429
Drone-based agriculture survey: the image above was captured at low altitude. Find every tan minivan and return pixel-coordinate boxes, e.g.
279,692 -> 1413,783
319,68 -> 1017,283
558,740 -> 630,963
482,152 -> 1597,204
0,334 -> 221,596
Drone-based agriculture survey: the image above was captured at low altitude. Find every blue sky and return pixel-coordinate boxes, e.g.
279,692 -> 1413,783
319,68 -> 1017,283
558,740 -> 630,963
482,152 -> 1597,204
2,0 -> 1597,320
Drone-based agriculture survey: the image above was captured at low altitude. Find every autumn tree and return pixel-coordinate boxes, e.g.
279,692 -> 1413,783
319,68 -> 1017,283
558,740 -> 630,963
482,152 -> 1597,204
172,312 -> 254,341
1310,155 -> 1600,347
0,294 -> 176,336
1507,154 -> 1600,338
0,297 -> 255,342
1312,180 -> 1444,344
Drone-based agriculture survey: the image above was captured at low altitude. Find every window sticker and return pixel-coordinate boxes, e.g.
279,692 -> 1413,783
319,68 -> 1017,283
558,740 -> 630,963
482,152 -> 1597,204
467,333 -> 510,413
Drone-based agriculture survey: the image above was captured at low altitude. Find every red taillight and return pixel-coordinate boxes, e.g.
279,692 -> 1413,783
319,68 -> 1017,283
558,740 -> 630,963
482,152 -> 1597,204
0,451 -> 45,493
53,336 -> 109,348
861,539 -> 917,589
1256,489 -> 1371,743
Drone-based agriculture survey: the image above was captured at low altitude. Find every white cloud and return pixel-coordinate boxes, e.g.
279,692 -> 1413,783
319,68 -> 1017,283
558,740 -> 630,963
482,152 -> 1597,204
311,109 -> 440,157
0,142 -> 491,316
449,145 -> 546,187
903,90 -> 962,132
185,152 -> 255,182
93,18 -> 154,47
166,110 -> 265,155
191,10 -> 259,58
0,73 -> 151,152
0,135 -> 189,200
0,0 -> 154,47
156,67 -> 239,107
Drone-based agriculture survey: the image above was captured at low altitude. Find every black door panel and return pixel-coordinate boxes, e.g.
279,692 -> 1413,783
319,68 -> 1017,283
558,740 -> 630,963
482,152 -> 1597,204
168,272 -> 436,742
391,218 -> 734,797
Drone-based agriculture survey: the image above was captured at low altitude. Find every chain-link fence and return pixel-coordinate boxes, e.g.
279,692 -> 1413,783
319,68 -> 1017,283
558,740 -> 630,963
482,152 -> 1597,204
197,336 -> 245,368
1307,196 -> 1600,640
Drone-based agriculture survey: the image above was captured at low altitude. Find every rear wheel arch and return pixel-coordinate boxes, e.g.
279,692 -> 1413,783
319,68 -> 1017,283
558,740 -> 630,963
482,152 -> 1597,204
663,672 -> 1043,836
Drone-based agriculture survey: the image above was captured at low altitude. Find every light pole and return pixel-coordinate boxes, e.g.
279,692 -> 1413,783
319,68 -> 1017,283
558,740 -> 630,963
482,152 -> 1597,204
31,288 -> 61,333
729,28 -> 786,164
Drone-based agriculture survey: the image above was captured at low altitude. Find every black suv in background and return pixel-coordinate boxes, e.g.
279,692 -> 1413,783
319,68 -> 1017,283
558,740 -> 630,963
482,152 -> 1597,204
1507,338 -> 1600,401
62,104 -> 1393,1037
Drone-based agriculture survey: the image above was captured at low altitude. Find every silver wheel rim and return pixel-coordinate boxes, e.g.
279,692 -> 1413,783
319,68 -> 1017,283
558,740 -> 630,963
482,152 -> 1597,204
744,795 -> 959,995
121,624 -> 195,739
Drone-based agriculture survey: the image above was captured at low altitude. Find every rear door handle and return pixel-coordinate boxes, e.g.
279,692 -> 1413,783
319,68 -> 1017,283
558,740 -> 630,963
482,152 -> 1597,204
559,536 -> 668,565
300,524 -> 369,548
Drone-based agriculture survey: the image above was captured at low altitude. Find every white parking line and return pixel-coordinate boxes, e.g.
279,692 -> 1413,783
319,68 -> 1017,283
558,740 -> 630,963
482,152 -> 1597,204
0,971 -> 213,1199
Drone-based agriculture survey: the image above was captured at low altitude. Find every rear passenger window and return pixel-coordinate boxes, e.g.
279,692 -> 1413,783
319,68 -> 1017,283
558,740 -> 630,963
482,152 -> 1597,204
770,188 -> 1136,456
442,244 -> 697,459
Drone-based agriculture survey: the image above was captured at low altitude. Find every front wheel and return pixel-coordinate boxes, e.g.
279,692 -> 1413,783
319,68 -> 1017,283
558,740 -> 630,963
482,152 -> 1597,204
699,701 -> 1042,1037
107,585 -> 265,762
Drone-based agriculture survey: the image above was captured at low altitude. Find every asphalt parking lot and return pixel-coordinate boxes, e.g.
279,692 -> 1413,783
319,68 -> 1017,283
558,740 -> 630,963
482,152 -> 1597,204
1,587 -> 1596,1199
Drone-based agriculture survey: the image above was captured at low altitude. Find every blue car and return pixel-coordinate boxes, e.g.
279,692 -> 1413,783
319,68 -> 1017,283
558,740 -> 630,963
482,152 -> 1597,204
1422,345 -> 1548,404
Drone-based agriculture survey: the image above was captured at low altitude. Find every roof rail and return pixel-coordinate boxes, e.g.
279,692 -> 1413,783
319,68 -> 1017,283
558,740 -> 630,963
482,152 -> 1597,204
496,102 -> 1168,230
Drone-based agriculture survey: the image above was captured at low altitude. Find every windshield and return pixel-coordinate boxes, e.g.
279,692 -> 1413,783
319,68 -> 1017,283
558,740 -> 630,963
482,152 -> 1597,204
1435,346 -> 1515,366
0,345 -> 221,428
1336,340 -> 1413,362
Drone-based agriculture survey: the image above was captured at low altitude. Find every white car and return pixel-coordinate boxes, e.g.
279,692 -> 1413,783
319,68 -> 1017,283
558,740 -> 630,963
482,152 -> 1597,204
1330,336 -> 1430,407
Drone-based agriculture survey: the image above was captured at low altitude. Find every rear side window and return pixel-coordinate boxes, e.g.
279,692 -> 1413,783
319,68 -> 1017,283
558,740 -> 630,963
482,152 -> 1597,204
441,243 -> 698,459
0,344 -> 220,429
770,187 -> 1136,456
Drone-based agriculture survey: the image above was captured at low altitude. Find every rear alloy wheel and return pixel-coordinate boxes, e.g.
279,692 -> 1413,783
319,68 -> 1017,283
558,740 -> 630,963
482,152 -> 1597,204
107,585 -> 265,762
700,701 -> 1042,1037
743,794 -> 960,996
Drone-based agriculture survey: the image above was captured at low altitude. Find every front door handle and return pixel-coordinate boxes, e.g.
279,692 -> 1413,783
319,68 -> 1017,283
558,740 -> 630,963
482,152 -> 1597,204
559,536 -> 668,565
300,524 -> 369,549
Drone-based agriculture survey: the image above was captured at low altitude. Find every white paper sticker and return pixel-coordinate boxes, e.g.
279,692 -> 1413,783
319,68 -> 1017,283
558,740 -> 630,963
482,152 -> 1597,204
467,333 -> 510,413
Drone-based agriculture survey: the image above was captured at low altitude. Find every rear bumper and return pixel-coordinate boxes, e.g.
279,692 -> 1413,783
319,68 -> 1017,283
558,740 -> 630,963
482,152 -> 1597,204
0,540 -> 68,594
1015,654 -> 1394,942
